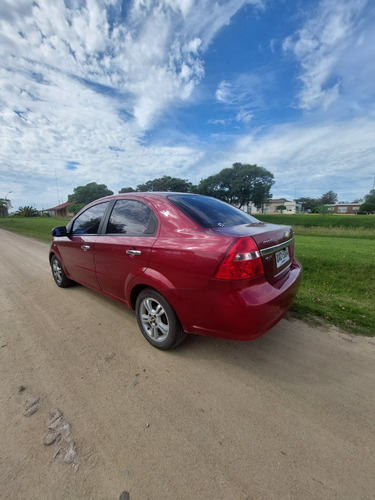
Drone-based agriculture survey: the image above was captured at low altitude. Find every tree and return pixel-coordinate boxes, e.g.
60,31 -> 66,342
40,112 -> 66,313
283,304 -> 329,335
196,163 -> 274,210
196,168 -> 237,204
119,187 -> 136,193
321,190 -> 338,205
69,203 -> 86,215
67,182 -> 113,205
295,197 -> 321,212
15,206 -> 40,217
317,204 -> 329,215
359,202 -> 375,214
135,176 -> 192,193
276,205 -> 287,214
233,163 -> 275,209
0,198 -> 12,217
364,189 -> 375,205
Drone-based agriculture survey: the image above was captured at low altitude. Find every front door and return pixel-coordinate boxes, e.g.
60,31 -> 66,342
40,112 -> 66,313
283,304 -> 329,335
94,199 -> 158,301
58,202 -> 110,290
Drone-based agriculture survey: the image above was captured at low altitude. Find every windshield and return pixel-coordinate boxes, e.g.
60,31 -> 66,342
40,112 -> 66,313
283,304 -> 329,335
168,194 -> 259,228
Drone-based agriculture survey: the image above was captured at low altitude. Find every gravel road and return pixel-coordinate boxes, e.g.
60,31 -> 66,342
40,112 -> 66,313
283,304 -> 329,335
1,228 -> 374,499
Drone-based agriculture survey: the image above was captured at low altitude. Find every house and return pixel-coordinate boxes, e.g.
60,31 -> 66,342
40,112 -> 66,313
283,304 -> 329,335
243,202 -> 260,214
263,198 -> 299,214
324,203 -> 361,214
44,201 -> 76,217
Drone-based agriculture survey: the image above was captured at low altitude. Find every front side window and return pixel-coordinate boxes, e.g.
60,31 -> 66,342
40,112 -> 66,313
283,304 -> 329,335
105,199 -> 156,236
72,202 -> 109,235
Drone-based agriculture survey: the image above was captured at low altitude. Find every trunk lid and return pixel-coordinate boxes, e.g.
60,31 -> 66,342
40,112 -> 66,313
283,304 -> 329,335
212,222 -> 294,284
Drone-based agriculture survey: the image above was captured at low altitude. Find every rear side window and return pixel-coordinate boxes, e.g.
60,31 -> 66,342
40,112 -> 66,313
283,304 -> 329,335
72,202 -> 109,235
168,194 -> 258,228
105,199 -> 157,236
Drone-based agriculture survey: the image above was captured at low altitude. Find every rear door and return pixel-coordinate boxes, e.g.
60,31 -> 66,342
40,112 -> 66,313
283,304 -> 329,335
94,199 -> 158,301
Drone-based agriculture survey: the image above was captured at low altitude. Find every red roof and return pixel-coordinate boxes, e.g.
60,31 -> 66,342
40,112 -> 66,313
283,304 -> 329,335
46,201 -> 76,211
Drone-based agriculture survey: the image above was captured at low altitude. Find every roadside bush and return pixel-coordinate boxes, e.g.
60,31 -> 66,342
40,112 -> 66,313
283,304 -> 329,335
359,202 -> 375,214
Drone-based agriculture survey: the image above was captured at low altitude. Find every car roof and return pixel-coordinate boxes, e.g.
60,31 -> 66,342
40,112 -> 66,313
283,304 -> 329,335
95,192 -> 201,202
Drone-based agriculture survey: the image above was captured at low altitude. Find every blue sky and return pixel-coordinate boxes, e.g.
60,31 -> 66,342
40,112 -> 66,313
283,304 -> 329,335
1,0 -> 374,210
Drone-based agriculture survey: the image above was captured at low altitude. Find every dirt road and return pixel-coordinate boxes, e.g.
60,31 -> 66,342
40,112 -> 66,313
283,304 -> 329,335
0,228 -> 374,499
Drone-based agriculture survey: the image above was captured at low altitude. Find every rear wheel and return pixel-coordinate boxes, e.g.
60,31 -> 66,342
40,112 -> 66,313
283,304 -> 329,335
51,255 -> 73,288
135,288 -> 186,349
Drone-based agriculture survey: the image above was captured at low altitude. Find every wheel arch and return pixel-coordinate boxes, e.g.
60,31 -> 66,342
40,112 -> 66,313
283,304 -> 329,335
49,251 -> 56,264
127,269 -> 176,310
129,284 -> 154,310
49,251 -> 72,281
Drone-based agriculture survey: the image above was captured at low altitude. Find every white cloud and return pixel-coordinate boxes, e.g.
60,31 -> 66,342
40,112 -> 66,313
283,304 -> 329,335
215,72 -> 267,124
283,0 -> 374,111
236,108 -> 254,123
0,0 -> 259,208
216,81 -> 233,103
0,0 -> 373,210
231,110 -> 375,200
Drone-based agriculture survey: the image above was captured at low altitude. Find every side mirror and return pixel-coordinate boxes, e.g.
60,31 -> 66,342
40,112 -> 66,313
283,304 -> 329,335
52,226 -> 68,237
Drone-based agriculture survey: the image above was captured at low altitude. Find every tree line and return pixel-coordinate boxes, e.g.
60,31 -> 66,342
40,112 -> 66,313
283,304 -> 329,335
295,190 -> 375,213
294,190 -> 338,213
68,163 -> 274,214
65,166 -> 375,215
2,165 -> 375,216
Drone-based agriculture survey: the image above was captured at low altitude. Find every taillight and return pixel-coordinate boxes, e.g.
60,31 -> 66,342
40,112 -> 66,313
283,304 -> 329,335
214,237 -> 264,280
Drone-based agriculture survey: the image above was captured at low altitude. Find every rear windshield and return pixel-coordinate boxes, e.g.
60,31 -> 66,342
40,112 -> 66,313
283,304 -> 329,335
168,194 -> 259,228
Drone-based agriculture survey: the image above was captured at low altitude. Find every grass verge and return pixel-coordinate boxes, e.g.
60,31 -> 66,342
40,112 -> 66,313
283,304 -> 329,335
0,216 -> 71,243
255,214 -> 374,336
292,234 -> 374,336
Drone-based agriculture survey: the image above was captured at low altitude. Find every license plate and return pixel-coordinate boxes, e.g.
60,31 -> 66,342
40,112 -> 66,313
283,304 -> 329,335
275,247 -> 290,268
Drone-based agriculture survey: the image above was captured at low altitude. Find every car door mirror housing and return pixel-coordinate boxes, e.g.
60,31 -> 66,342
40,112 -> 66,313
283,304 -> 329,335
52,226 -> 68,237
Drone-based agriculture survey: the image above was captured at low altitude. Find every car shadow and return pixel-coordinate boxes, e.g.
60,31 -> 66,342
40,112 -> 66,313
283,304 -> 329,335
170,316 -> 342,388
63,285 -> 347,388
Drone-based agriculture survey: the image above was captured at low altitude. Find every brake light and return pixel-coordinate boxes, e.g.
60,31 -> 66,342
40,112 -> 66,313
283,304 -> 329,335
214,237 -> 264,280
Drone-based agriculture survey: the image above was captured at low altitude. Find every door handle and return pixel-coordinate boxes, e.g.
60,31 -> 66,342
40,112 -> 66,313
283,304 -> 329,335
81,245 -> 91,251
126,249 -> 142,256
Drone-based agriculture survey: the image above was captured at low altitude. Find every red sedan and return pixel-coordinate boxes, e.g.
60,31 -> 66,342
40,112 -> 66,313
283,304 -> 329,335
49,193 -> 302,349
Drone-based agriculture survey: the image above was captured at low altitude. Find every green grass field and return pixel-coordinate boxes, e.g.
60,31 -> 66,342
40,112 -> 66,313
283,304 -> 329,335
0,216 -> 71,242
256,213 -> 375,230
1,214 -> 374,336
292,233 -> 374,336
256,214 -> 375,336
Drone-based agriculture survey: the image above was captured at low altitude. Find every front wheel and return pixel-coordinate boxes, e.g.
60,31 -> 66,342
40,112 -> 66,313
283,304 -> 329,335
51,255 -> 73,288
135,288 -> 186,349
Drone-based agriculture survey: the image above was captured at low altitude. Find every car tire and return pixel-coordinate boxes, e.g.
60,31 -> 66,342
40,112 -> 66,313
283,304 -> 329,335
135,288 -> 187,350
51,255 -> 73,288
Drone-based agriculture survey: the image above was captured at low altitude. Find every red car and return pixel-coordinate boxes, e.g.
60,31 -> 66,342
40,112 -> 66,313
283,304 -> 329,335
50,193 -> 302,349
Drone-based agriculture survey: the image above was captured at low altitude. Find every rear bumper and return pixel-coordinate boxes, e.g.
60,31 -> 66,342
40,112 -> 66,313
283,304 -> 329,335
166,258 -> 302,341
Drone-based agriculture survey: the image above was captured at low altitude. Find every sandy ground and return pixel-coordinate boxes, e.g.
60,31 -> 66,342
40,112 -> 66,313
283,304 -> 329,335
0,228 -> 374,500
